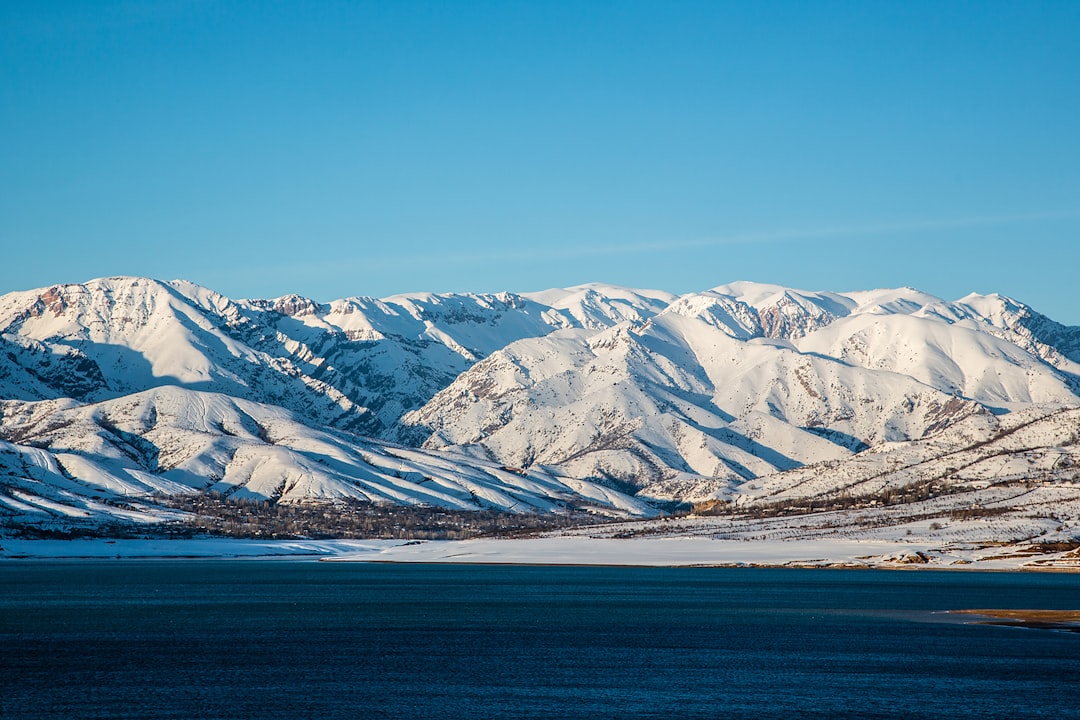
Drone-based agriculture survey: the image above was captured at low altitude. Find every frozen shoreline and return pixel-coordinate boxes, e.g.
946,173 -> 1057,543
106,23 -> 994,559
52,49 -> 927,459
3,536 -> 1079,570
0,538 -> 398,560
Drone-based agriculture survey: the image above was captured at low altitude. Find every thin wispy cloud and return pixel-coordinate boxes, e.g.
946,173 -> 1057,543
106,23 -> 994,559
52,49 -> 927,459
211,207 -> 1078,299
365,207 -> 1080,268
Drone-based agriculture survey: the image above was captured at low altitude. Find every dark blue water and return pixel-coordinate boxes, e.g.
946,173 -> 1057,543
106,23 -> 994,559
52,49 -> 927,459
1,562 -> 1078,719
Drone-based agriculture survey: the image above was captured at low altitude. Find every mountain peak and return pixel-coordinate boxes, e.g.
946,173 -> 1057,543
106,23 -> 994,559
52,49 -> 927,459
3,275 -> 1080,513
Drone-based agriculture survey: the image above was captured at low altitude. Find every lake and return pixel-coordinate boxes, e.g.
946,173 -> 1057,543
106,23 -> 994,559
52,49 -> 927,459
1,562 -> 1078,719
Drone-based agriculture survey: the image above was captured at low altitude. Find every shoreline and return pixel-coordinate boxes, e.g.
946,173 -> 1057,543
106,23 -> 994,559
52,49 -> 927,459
3,536 -> 1079,572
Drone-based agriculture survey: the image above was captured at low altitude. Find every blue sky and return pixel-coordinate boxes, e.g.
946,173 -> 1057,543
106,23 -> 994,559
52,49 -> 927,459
2,1 -> 1079,320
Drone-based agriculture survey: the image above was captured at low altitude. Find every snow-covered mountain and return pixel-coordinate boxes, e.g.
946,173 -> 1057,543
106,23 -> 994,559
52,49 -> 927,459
0,386 -> 654,530
2,276 -> 1080,531
403,283 -> 1080,499
0,277 -> 669,436
402,306 -> 980,500
725,403 -> 1080,508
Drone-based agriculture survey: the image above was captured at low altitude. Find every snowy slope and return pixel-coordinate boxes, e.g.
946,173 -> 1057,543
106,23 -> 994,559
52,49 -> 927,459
0,278 -> 366,429
3,276 -> 1080,516
793,311 -> 1077,406
0,387 -> 655,531
403,303 -> 988,499
0,278 -> 671,438
404,282 -> 1080,499
725,403 -> 1080,506
918,293 -> 1080,378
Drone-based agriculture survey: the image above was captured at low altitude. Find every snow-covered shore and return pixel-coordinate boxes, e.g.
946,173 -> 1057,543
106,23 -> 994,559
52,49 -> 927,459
325,536 -> 1080,570
3,536 -> 1078,570
0,538 -> 396,559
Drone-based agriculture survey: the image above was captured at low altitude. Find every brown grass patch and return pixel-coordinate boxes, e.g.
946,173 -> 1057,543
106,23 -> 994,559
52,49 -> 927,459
953,609 -> 1080,631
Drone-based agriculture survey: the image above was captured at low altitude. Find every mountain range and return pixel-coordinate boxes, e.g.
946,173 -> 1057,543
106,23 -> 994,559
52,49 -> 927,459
2,276 -> 1079,535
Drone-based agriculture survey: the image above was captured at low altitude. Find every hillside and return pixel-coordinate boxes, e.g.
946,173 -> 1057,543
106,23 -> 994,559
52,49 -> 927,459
2,276 -> 1079,545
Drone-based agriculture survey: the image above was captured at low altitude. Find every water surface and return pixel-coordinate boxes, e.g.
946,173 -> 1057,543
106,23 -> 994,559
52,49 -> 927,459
2,562 -> 1078,719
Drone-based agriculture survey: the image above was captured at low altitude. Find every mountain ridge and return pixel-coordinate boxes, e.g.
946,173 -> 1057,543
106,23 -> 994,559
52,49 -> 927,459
2,275 -> 1079,537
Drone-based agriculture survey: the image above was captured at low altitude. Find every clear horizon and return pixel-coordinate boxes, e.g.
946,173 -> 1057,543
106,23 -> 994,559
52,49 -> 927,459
2,2 -> 1078,321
